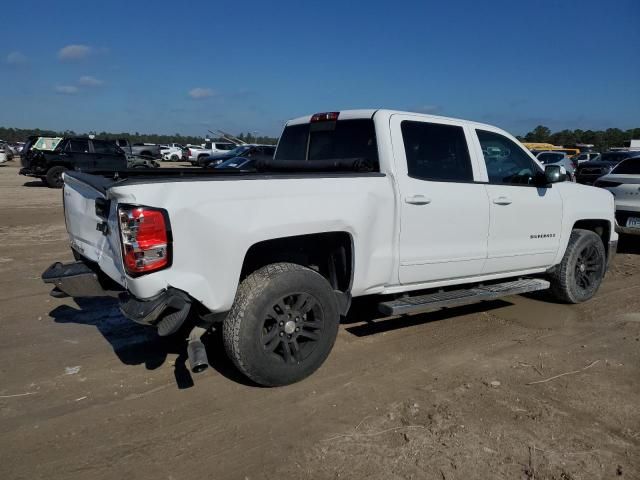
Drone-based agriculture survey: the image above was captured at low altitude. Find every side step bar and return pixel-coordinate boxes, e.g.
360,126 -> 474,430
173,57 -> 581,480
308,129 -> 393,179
378,278 -> 550,316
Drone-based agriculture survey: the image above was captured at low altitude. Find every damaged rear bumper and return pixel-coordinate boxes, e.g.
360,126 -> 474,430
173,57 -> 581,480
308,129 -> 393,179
42,260 -> 191,336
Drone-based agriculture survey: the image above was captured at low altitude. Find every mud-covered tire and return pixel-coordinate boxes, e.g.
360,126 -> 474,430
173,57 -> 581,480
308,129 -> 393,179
223,262 -> 340,386
45,165 -> 67,188
549,229 -> 606,303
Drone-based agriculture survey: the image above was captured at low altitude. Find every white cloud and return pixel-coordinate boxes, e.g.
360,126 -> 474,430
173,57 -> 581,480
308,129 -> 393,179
188,87 -> 215,99
54,85 -> 79,95
58,44 -> 91,61
79,75 -> 103,86
6,51 -> 28,65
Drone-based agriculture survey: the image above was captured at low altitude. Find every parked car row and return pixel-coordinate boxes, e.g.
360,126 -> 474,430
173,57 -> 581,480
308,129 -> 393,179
575,151 -> 640,185
592,157 -> 640,237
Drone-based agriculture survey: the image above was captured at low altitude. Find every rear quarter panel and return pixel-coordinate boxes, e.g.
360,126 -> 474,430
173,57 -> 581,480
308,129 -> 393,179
109,175 -> 396,311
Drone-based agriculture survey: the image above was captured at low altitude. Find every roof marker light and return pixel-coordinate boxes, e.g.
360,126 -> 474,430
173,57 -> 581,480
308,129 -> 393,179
310,112 -> 340,122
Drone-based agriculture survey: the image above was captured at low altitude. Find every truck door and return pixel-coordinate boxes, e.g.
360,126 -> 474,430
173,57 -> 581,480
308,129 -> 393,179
390,114 -> 490,284
470,128 -> 562,273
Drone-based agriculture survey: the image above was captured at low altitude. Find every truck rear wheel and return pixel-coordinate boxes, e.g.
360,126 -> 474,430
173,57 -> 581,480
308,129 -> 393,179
223,263 -> 340,386
45,165 -> 67,188
549,229 -> 606,303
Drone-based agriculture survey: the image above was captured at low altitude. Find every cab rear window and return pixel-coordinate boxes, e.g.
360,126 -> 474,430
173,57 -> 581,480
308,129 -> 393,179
275,119 -> 379,170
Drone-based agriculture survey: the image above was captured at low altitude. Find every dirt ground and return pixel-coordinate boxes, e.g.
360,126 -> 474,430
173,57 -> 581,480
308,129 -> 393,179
1,159 -> 639,480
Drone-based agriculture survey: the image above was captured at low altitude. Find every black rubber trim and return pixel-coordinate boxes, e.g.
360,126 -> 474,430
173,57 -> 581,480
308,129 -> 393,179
42,261 -> 120,298
119,288 -> 191,336
65,169 -> 386,191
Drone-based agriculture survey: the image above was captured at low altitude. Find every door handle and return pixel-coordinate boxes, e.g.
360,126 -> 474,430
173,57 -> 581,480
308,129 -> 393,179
405,195 -> 432,205
493,196 -> 512,205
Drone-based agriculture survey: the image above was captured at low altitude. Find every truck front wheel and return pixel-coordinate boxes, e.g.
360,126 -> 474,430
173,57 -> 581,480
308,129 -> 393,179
549,229 -> 606,303
223,263 -> 340,386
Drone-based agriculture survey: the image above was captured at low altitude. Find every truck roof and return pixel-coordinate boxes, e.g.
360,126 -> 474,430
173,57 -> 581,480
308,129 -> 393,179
285,109 -> 500,132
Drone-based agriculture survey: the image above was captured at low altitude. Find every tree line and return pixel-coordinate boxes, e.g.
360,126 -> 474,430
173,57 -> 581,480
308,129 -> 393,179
2,125 -> 639,153
517,125 -> 640,152
0,127 -> 279,146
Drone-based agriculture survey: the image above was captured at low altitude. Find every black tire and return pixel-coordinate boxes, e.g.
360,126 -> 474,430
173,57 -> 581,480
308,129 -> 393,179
197,155 -> 209,167
549,229 -> 606,303
170,154 -> 179,161
223,262 -> 340,386
45,165 -> 67,188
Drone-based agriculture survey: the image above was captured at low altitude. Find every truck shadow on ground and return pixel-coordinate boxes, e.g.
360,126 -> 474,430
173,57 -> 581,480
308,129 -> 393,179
49,297 -> 255,389
50,296 -> 516,388
22,180 -> 47,188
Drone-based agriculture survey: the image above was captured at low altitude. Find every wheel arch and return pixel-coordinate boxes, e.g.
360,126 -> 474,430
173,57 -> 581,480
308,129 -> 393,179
572,219 -> 611,259
240,232 -> 354,312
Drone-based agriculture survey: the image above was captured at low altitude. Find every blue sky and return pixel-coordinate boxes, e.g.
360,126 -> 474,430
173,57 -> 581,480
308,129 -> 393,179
1,0 -> 638,137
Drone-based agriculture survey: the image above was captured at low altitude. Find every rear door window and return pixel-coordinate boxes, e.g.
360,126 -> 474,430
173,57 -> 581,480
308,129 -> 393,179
401,121 -> 473,182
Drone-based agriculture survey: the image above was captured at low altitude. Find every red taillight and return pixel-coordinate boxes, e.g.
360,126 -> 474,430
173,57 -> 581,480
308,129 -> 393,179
188,148 -> 192,156
118,205 -> 171,276
310,112 -> 339,122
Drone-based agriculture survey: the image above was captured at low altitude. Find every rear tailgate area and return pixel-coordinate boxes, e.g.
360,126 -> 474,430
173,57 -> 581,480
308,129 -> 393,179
63,172 -> 128,288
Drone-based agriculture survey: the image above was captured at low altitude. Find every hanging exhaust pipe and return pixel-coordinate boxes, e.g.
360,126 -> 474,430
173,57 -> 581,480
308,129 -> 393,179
187,326 -> 209,373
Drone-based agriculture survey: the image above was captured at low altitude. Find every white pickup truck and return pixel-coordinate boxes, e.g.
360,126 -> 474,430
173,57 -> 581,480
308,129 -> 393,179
43,110 -> 618,387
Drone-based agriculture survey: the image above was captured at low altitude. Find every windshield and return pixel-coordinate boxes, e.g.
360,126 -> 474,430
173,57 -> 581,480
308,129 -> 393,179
537,153 -> 565,164
612,158 -> 640,175
600,152 -> 632,162
275,119 -> 379,168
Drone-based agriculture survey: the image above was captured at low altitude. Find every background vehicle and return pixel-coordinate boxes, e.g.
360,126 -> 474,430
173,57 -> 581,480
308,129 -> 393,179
160,145 -> 184,161
44,109 -> 617,387
573,152 -> 600,164
536,151 -> 576,180
115,139 -> 162,159
0,144 -> 8,164
20,137 -> 127,187
594,158 -> 640,236
203,144 -> 276,167
189,141 -> 236,165
576,151 -> 640,184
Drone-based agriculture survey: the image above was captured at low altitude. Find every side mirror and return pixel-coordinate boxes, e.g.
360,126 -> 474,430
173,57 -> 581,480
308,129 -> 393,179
542,164 -> 566,185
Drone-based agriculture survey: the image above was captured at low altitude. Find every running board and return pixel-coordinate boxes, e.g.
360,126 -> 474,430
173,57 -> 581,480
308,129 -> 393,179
378,279 -> 550,316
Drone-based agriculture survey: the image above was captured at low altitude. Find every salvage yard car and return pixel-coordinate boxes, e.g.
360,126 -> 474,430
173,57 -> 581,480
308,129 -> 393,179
43,110 -> 618,387
204,145 -> 276,167
576,151 -> 640,185
594,158 -> 640,236
20,136 -> 127,187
